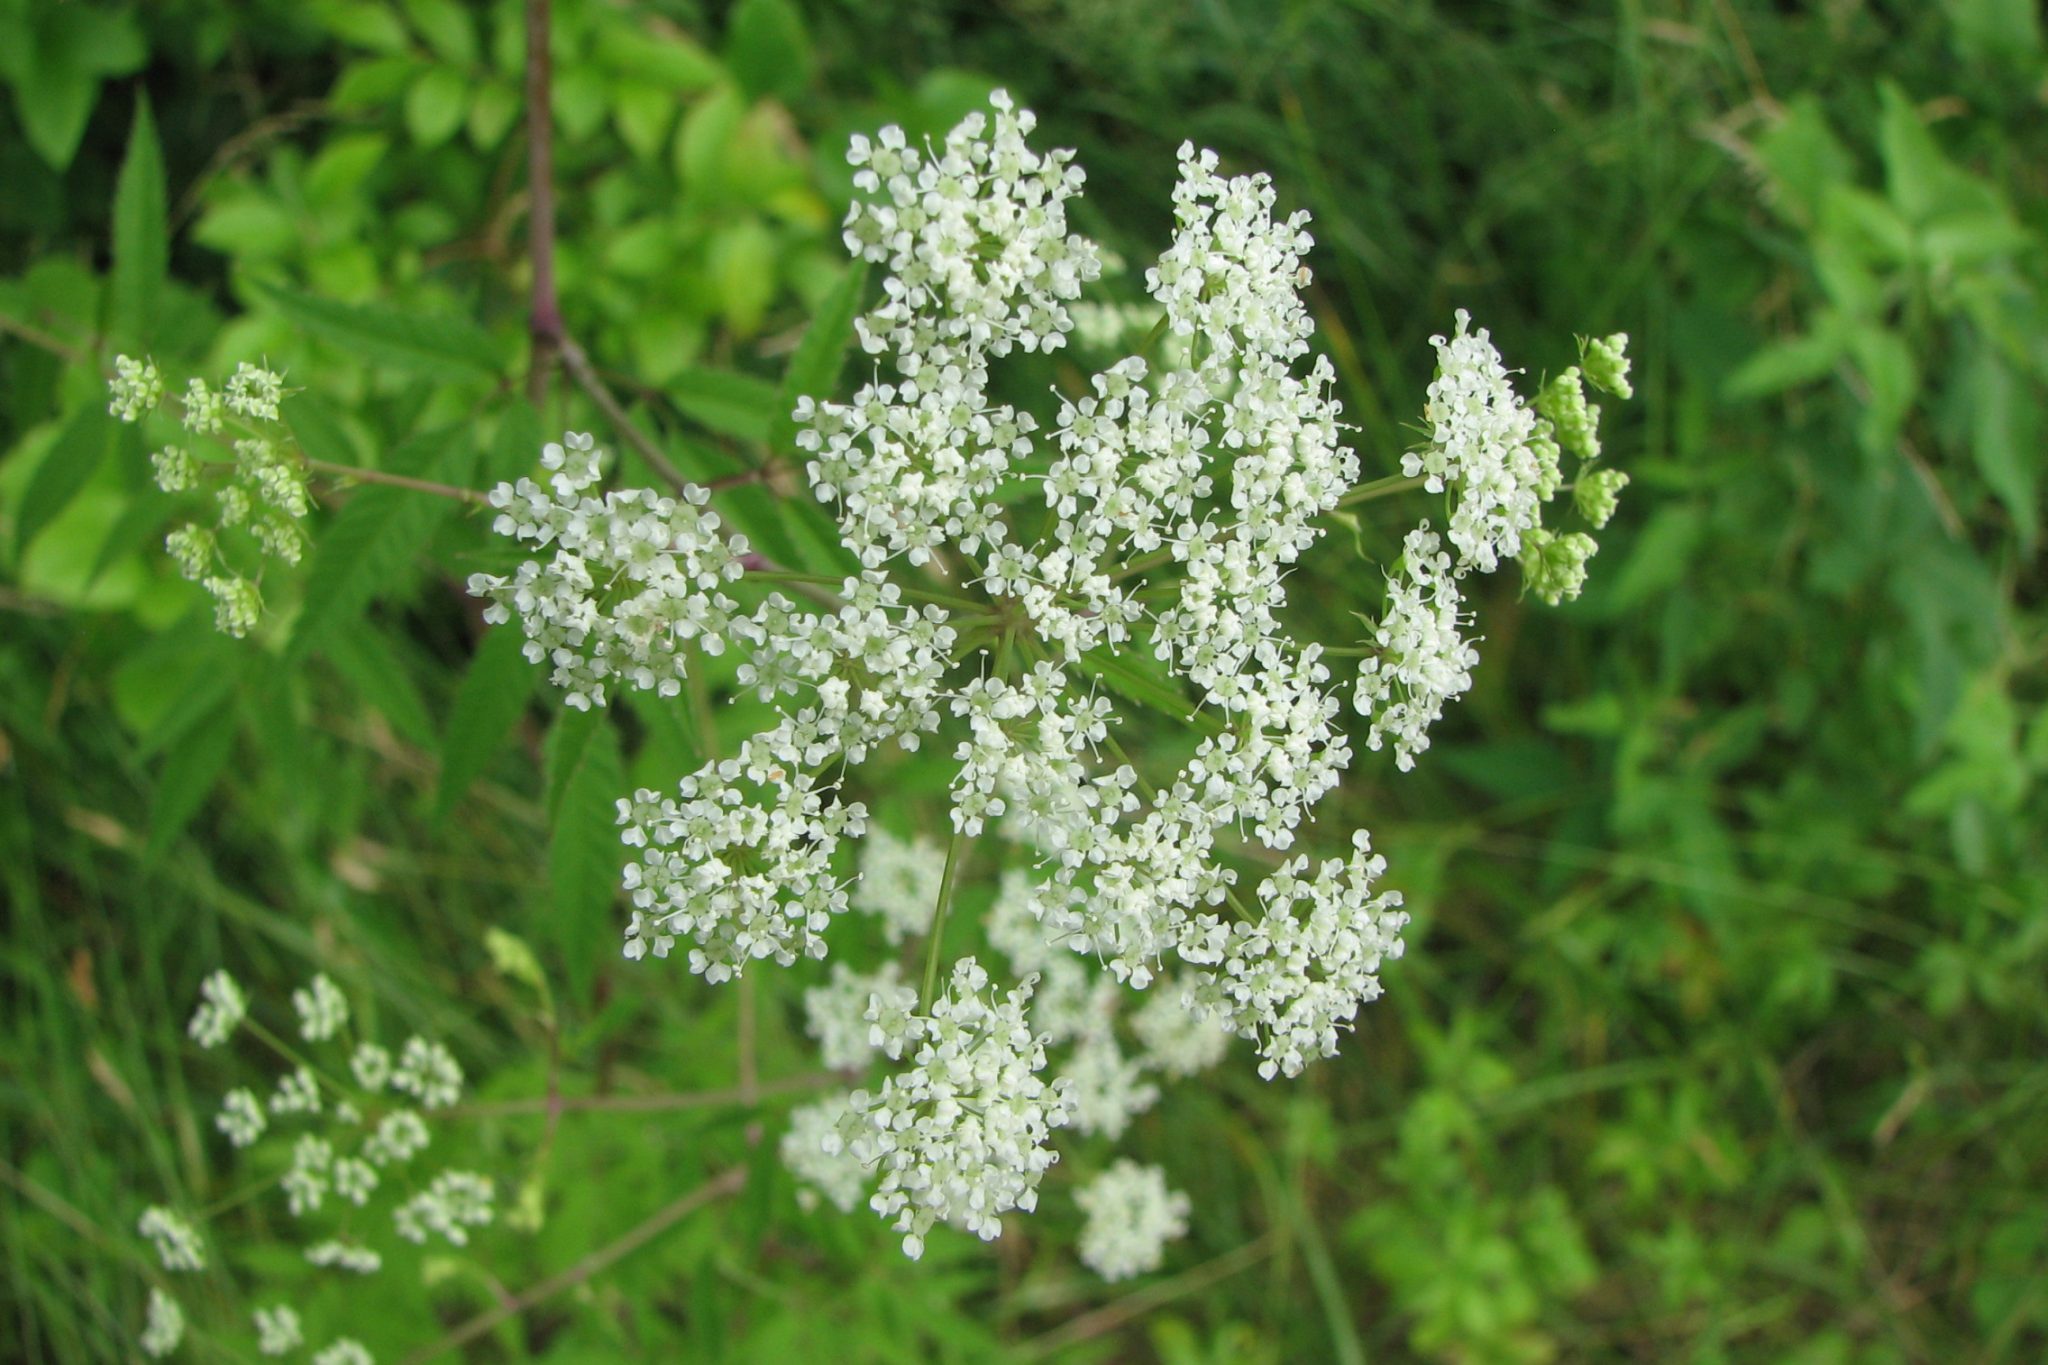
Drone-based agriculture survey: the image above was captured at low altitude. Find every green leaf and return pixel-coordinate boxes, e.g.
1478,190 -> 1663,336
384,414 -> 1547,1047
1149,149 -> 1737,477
668,367 -> 781,444
1608,505 -> 1704,611
11,3 -> 141,169
724,0 -> 812,102
613,81 -> 675,162
1968,349 -> 2040,549
405,66 -> 468,148
1878,82 -> 1996,224
1074,647 -> 1222,735
109,93 -> 168,351
1722,322 -> 1845,400
324,620 -> 436,747
148,698 -> 238,858
466,80 -> 519,149
545,710 -> 625,997
1848,326 -> 1917,454
435,624 -> 537,821
402,0 -> 477,65
286,430 -> 476,662
256,281 -> 502,378
770,259 -> 868,455
1751,96 -> 1853,226
14,404 -> 112,561
594,23 -> 721,90
709,218 -> 778,337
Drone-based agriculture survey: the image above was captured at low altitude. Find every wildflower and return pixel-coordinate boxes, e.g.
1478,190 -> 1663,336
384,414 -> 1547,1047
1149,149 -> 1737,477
1074,1161 -> 1190,1281
304,1240 -> 382,1274
224,362 -> 285,421
392,1170 -> 494,1246
1575,467 -> 1629,529
350,1042 -> 392,1091
333,1156 -> 379,1205
1518,528 -> 1598,606
780,1096 -> 868,1213
1537,366 -> 1600,462
292,973 -> 349,1042
138,1207 -> 205,1272
164,525 -> 214,581
270,1065 -> 322,1118
1059,1035 -> 1159,1140
204,574 -> 262,638
1129,979 -> 1232,1077
392,1037 -> 462,1109
1408,310 -> 1551,573
803,961 -> 912,1069
283,1135 -> 333,1215
312,1339 -> 375,1365
363,1109 -> 430,1166
151,446 -> 197,493
1582,332 -> 1633,398
109,355 -> 162,422
181,378 -> 226,434
1352,528 -> 1480,773
850,829 -> 945,944
217,1087 -> 268,1147
253,1304 -> 304,1355
188,970 -> 247,1048
140,1288 -> 184,1357
832,960 -> 1073,1258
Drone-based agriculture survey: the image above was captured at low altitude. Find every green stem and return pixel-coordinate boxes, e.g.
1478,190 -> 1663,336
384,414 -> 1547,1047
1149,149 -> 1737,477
919,825 -> 970,1011
1333,472 -> 1428,509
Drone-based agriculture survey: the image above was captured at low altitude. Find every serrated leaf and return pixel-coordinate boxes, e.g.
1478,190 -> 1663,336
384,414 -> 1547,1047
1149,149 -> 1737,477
668,367 -> 780,444
15,404 -> 112,561
148,699 -> 238,858
770,259 -> 868,455
324,620 -> 436,746
110,93 -> 167,350
286,430 -> 476,662
436,624 -> 536,821
256,281 -> 502,378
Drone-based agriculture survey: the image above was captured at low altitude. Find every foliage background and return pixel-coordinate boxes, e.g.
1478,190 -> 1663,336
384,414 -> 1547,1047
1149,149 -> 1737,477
3,0 -> 2045,1360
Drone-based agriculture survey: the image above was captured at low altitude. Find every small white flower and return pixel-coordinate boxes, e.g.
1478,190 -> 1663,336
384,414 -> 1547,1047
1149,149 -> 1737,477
392,1170 -> 494,1246
253,1304 -> 304,1355
187,970 -> 246,1048
223,362 -> 285,421
139,1287 -> 184,1357
350,1041 -> 392,1090
780,1096 -> 868,1213
392,1037 -> 462,1109
108,355 -> 163,422
363,1109 -> 430,1166
283,1135 -> 333,1215
312,1339 -> 375,1365
291,973 -> 350,1042
270,1065 -> 322,1118
216,1087 -> 268,1147
1075,1160 -> 1190,1280
138,1207 -> 204,1272
304,1240 -> 382,1274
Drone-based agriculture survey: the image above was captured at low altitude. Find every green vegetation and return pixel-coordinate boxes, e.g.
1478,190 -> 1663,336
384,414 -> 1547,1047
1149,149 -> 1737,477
3,1 -> 2043,1360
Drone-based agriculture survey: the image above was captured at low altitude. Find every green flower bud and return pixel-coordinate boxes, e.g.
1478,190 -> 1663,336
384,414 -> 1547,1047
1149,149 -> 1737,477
205,575 -> 263,639
151,446 -> 197,494
1519,528 -> 1598,606
1573,467 -> 1629,529
165,524 -> 215,581
1537,367 -> 1600,462
1529,420 -> 1564,501
1581,332 -> 1632,399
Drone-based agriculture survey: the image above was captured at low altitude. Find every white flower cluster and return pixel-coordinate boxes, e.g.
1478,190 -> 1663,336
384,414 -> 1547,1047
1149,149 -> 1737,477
141,1287 -> 184,1358
467,433 -> 751,710
1074,1160 -> 1191,1281
463,92 -> 1630,1264
137,971 -> 492,1359
107,358 -> 309,637
828,959 -> 1073,1258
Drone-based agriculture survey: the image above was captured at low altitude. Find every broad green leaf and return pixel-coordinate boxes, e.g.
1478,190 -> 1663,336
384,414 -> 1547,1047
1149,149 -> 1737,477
466,80 -> 519,149
435,623 -> 537,821
613,81 -> 676,162
318,0 -> 412,51
709,218 -> 777,337
1848,326 -> 1917,454
14,404 -> 112,561
770,259 -> 868,455
1608,505 -> 1704,611
147,698 -> 238,858
109,94 -> 167,351
1722,322 -> 1845,400
553,66 -> 610,143
1878,82 -> 1996,224
594,22 -> 721,90
1968,349 -> 2040,548
725,0 -> 812,103
402,0 -> 477,65
12,4 -> 143,169
668,367 -> 780,444
545,710 -> 625,996
256,281 -> 503,378
405,66 -> 468,148
675,82 -> 745,204
286,430 -> 477,662
1751,96 -> 1852,226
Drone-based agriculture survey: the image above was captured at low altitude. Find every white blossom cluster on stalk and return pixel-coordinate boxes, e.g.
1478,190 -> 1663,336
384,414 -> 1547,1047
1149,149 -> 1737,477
1075,1160 -> 1193,1281
467,92 -> 1630,1268
107,358 -> 307,637
132,971 -> 493,1361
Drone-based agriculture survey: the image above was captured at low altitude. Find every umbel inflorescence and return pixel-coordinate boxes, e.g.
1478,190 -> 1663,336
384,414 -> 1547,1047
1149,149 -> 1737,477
468,92 -> 1630,1265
